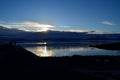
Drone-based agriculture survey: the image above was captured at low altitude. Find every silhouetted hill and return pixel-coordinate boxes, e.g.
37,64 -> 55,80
0,26 -> 120,42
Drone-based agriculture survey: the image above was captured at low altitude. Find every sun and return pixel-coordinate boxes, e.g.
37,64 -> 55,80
37,27 -> 49,32
42,27 -> 49,32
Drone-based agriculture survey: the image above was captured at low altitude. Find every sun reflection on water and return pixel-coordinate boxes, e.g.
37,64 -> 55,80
23,41 -> 120,57
36,46 -> 53,57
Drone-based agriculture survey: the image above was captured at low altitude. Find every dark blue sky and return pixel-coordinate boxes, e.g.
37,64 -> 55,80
0,0 -> 120,32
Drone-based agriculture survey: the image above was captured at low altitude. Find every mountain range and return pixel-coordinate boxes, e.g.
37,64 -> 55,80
0,26 -> 120,41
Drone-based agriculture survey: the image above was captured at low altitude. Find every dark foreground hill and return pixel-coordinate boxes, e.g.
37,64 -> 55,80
1,44 -> 120,80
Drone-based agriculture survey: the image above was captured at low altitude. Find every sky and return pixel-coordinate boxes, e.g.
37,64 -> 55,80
0,0 -> 120,33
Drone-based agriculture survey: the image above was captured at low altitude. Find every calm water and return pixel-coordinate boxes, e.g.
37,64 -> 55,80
18,40 -> 120,57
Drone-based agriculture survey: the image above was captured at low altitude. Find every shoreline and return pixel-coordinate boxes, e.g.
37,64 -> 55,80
91,42 -> 120,50
0,43 -> 120,80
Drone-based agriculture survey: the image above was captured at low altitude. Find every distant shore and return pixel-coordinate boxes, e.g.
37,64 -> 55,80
91,42 -> 120,50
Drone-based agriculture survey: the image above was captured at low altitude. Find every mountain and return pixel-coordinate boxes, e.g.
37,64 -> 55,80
0,26 -> 120,41
0,26 -> 33,40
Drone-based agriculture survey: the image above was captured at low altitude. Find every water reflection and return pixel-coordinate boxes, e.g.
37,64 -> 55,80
25,45 -> 98,57
36,46 -> 53,57
23,41 -> 120,57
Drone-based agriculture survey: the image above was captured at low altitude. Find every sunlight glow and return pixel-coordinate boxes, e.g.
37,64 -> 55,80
0,22 -> 54,32
23,22 -> 54,32
36,46 -> 53,57
43,42 -> 47,45
36,27 -> 50,32
41,27 -> 49,32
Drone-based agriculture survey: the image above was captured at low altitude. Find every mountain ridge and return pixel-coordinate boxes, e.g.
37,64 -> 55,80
0,26 -> 120,41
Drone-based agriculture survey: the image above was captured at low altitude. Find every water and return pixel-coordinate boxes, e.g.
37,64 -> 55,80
18,40 -> 120,57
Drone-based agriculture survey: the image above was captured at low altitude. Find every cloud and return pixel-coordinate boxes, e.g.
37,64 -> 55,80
87,30 -> 120,34
0,24 -> 12,28
0,21 -> 55,32
61,29 -> 120,34
68,30 -> 88,32
101,21 -> 115,26
18,22 -> 54,28
55,29 -> 89,33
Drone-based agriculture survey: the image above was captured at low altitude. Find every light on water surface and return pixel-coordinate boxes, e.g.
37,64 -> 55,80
36,46 -> 53,57
21,41 -> 120,57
